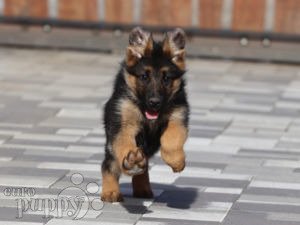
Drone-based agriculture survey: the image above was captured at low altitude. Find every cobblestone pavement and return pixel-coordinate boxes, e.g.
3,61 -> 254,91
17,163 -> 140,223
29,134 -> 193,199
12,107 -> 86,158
0,47 -> 300,225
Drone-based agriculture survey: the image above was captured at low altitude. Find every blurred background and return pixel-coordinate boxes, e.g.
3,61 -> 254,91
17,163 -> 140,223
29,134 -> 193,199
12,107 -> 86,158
0,0 -> 299,63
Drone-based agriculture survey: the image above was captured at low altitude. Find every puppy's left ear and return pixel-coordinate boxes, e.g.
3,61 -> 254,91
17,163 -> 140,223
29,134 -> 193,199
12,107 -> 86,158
163,28 -> 186,70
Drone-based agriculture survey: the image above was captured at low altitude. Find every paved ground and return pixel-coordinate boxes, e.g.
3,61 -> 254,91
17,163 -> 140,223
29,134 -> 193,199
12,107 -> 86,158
0,47 -> 300,225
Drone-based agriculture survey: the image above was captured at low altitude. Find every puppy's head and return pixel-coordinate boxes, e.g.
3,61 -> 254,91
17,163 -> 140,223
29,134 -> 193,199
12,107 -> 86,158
124,27 -> 186,121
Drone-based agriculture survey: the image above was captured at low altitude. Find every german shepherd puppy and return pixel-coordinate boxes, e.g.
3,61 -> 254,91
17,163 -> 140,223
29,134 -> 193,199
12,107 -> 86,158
101,27 -> 189,202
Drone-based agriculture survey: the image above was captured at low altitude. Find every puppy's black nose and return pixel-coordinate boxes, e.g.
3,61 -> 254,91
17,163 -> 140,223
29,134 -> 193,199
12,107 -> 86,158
148,98 -> 161,110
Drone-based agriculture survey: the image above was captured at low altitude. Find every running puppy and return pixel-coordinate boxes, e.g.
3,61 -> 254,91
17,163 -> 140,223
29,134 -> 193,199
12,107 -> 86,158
101,27 -> 189,202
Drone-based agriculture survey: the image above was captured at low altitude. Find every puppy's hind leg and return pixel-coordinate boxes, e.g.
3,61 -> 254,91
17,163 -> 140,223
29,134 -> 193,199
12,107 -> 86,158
132,161 -> 153,198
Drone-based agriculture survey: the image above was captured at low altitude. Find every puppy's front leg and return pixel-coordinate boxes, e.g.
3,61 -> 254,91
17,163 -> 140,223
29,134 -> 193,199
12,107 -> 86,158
113,128 -> 147,176
160,109 -> 188,172
101,100 -> 146,202
101,129 -> 146,202
113,99 -> 146,176
101,159 -> 122,202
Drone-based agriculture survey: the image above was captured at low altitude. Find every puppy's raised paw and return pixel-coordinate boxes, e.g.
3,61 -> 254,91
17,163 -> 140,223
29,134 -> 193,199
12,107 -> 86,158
171,160 -> 185,173
122,148 -> 146,176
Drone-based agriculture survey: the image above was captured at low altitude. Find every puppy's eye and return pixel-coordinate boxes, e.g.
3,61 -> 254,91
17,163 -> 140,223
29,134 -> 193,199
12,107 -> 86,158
162,73 -> 171,85
140,73 -> 149,81
140,70 -> 150,81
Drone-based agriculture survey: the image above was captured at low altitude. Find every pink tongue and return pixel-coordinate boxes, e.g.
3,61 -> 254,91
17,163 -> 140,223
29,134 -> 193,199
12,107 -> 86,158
145,111 -> 159,120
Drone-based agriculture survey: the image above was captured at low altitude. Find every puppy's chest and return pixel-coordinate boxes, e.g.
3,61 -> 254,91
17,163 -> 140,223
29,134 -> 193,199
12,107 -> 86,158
135,120 -> 166,157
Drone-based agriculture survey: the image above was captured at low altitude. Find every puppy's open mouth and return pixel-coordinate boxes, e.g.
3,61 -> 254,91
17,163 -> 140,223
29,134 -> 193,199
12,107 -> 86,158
145,111 -> 159,120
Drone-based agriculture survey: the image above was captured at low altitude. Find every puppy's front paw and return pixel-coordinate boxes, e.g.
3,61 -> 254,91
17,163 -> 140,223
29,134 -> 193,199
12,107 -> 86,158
171,159 -> 185,173
161,150 -> 185,173
122,148 -> 146,175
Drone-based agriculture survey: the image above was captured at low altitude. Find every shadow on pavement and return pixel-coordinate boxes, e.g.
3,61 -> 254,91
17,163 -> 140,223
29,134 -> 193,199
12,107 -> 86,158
119,182 -> 198,214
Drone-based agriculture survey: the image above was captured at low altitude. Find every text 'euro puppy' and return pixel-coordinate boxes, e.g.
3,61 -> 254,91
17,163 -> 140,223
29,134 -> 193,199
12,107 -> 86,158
101,27 -> 189,202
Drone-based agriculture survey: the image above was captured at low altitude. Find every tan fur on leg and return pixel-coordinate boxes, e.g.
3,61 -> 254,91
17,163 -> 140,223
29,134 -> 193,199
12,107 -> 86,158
101,172 -> 123,202
160,107 -> 188,172
112,99 -> 146,175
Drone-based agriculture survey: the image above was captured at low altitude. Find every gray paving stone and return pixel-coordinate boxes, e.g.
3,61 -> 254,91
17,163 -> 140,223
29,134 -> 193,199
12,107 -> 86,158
46,218 -> 131,225
223,210 -> 300,225
6,139 -> 71,148
97,211 -> 141,223
0,167 -> 68,177
174,177 -> 250,189
0,174 -> 64,188
143,204 -> 229,222
185,151 -> 263,166
185,161 -> 227,170
223,165 -> 294,178
237,149 -> 300,160
232,202 -> 300,214
37,162 -> 100,172
138,217 -> 220,225
268,212 -> 300,223
0,148 -> 25,158
244,187 -> 300,198
0,207 -> 50,224
23,149 -> 95,159
0,105 -> 57,124
40,117 -> 99,129
238,194 -> 300,206
276,141 -> 300,150
15,154 -> 91,163
189,129 -> 221,138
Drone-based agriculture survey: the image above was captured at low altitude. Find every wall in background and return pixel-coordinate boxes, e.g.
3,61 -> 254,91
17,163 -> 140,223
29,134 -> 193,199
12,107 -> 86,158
0,0 -> 299,35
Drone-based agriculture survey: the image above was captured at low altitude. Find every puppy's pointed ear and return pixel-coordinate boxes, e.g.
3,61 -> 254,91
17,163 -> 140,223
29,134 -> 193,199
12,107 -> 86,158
126,27 -> 153,66
163,28 -> 186,70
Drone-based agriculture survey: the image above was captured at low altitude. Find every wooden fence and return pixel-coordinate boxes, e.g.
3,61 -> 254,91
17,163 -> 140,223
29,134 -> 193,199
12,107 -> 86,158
0,0 -> 299,35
